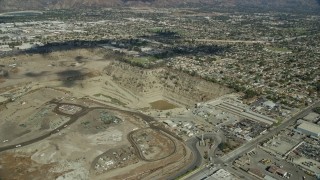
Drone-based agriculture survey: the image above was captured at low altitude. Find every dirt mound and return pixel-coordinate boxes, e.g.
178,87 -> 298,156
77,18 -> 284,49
104,62 -> 231,106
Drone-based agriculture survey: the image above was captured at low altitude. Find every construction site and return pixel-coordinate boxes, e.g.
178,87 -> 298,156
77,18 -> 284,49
129,128 -> 176,161
0,48 -> 227,179
0,94 -> 192,179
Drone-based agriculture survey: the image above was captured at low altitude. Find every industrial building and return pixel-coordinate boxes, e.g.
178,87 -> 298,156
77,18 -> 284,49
208,169 -> 239,180
267,165 -> 287,177
163,120 -> 177,128
303,112 -> 319,122
296,122 -> 320,138
215,101 -> 277,126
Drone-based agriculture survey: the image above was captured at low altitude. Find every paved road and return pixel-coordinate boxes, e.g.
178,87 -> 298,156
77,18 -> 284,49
0,100 -> 180,153
186,166 -> 219,180
184,133 -> 225,180
221,101 -> 320,163
1,100 -> 319,179
188,101 -> 320,179
169,133 -> 224,180
209,131 -> 225,161
127,128 -> 177,162
224,165 -> 256,180
167,137 -> 202,180
0,102 -> 90,152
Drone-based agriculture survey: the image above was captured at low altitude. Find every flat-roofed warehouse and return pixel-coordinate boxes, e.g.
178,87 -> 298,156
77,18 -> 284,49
296,122 -> 320,138
303,112 -> 319,122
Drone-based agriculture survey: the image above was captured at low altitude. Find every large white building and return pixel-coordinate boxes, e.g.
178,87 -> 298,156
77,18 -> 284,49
296,122 -> 320,138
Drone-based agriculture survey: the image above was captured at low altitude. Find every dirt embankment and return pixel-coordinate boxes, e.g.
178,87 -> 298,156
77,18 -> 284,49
104,62 -> 232,106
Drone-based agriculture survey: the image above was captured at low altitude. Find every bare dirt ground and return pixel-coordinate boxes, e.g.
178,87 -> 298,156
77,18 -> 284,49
0,103 -> 191,180
0,88 -> 70,147
0,152 -> 64,180
104,61 -> 231,108
130,128 -> 176,161
0,48 -> 230,111
0,48 -> 230,179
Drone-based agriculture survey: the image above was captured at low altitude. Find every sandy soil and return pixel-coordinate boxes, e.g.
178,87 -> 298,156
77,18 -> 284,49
0,48 -> 230,180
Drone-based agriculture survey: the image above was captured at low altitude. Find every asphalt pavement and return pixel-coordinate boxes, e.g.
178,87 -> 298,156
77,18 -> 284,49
188,101 -> 320,179
1,100 -> 319,180
221,101 -> 320,163
168,133 -> 224,180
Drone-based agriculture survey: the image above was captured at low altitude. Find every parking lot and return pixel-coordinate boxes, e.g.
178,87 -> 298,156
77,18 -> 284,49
232,148 -> 316,180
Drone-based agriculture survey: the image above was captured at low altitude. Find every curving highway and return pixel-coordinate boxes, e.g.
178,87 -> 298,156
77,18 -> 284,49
0,101 -> 90,152
0,100 -> 173,153
2,99 -> 318,180
168,132 -> 225,180
127,128 -> 177,162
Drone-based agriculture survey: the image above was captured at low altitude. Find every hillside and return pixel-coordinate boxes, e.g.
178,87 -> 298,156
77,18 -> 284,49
0,0 -> 319,12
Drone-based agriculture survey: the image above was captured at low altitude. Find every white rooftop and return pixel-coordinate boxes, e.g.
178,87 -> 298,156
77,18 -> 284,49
264,175 -> 277,180
263,100 -> 276,108
297,122 -> 320,136
209,169 -> 239,180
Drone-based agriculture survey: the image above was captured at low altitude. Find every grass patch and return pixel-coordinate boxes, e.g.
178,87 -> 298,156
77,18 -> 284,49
118,56 -> 158,68
176,167 -> 201,180
150,100 -> 178,110
149,27 -> 163,33
273,117 -> 283,127
130,56 -> 157,64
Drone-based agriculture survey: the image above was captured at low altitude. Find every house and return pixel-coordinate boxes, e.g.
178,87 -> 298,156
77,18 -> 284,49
263,100 -> 276,109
